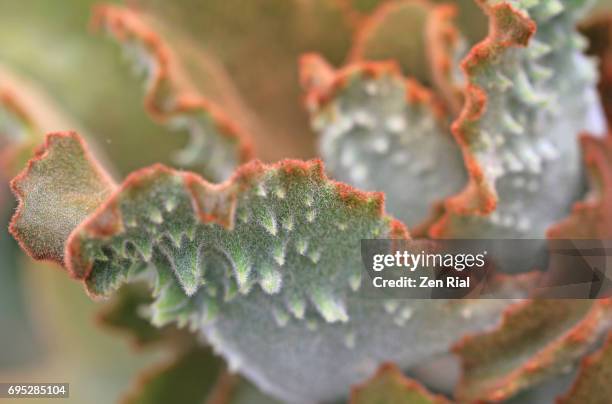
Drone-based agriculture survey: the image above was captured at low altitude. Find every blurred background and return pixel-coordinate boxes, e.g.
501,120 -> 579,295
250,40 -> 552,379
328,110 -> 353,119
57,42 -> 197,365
0,1 -> 611,403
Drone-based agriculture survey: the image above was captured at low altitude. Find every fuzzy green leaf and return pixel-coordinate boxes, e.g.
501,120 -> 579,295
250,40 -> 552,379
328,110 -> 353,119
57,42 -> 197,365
430,0 -> 606,243
67,156 -> 402,322
10,132 -> 115,264
302,58 -> 467,228
12,132 -> 536,402
455,133 -> 612,402
305,0 -> 606,237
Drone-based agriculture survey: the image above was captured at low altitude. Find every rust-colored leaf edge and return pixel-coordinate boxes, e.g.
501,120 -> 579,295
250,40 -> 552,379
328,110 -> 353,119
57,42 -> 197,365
452,299 -> 612,402
8,131 -> 117,265
547,134 -> 612,239
429,2 -> 536,235
347,0 -> 464,113
300,53 -> 448,120
91,4 -> 254,163
556,330 -> 612,404
349,362 -> 452,404
55,131 -> 409,283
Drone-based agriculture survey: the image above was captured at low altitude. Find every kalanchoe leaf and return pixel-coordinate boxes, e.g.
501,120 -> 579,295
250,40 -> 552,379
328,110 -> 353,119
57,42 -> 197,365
547,134 -> 612,238
349,362 -> 451,404
348,0 -> 440,86
92,5 -> 253,182
557,331 -> 612,404
9,132 -> 116,265
453,299 -> 612,403
338,0 -> 489,46
429,0 -> 606,243
121,346 -> 224,404
65,150 -> 403,322
301,58 -> 467,227
98,284 -> 244,403
503,372 -> 577,404
124,0 -> 354,161
11,132 -> 537,402
426,3 -> 467,115
470,133 -> 612,403
348,0 -> 467,111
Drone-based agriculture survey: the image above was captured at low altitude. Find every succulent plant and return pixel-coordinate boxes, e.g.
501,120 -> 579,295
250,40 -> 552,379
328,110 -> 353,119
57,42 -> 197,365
2,0 -> 612,403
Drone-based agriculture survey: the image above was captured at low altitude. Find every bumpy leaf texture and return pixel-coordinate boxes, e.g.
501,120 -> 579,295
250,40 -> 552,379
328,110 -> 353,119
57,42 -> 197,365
306,0 -> 607,249
301,55 -> 468,228
452,131 -> 612,402
428,0 -> 606,241
10,132 -> 534,403
6,1 -> 612,403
